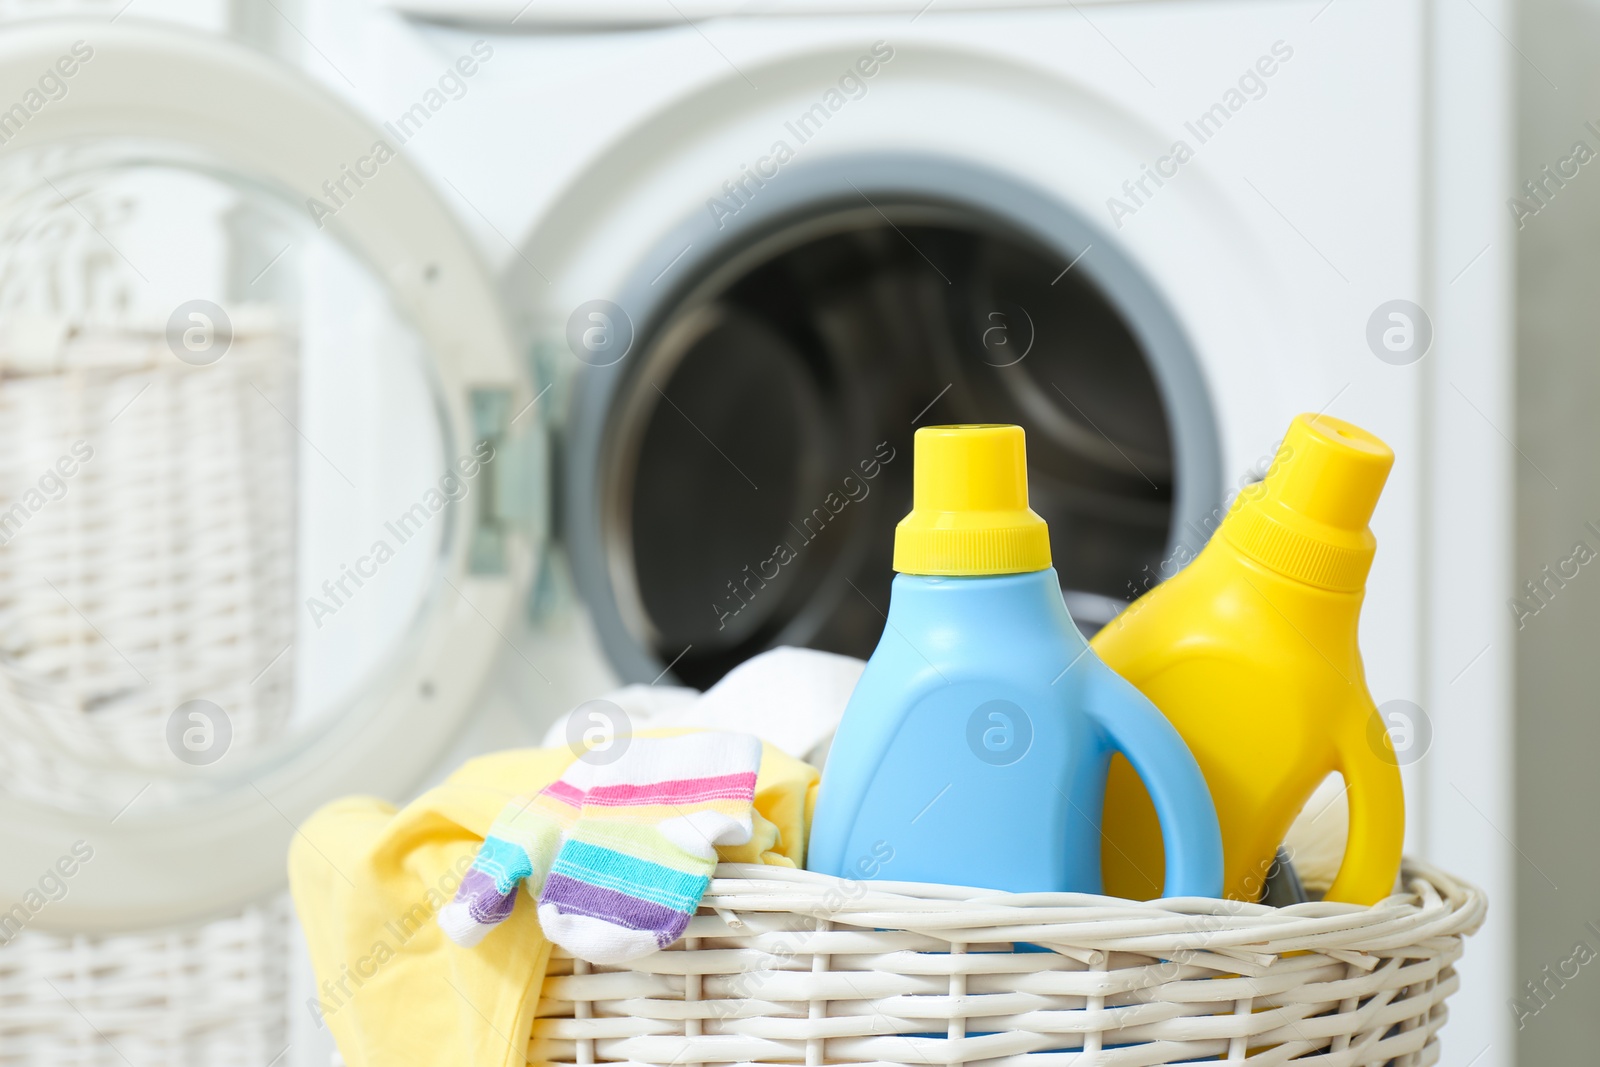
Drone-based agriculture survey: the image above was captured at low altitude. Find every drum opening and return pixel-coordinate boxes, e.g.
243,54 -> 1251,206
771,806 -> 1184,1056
595,199 -> 1177,689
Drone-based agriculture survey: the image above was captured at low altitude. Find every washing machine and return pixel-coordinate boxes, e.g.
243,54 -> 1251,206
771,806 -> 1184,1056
0,1 -> 1514,1064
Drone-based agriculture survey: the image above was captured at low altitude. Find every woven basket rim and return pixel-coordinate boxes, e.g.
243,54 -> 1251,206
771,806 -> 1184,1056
684,857 -> 1485,961
537,862 -> 1484,1064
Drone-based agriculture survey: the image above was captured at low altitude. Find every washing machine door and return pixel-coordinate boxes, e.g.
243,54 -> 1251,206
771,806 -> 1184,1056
0,22 -> 542,930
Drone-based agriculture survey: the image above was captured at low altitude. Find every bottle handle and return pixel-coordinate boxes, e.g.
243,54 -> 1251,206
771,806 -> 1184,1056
1326,707 -> 1406,905
1086,663 -> 1224,898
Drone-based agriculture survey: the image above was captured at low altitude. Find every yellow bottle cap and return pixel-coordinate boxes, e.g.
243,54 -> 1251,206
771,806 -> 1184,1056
1222,413 -> 1394,590
893,424 -> 1053,575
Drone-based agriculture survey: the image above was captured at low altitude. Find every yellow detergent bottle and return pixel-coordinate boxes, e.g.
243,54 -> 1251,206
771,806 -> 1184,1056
1092,413 -> 1404,906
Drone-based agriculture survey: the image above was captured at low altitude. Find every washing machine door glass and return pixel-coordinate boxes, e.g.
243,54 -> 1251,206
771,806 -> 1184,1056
0,142 -> 440,811
576,193 -> 1203,690
0,25 -> 535,930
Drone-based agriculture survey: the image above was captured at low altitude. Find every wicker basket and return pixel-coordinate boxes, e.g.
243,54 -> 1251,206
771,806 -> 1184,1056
0,322 -> 300,813
533,860 -> 1484,1067
0,326 -> 301,1060
0,894 -> 291,1067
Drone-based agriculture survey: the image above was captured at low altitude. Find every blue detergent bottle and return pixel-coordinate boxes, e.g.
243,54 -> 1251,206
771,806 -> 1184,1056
807,424 -> 1223,897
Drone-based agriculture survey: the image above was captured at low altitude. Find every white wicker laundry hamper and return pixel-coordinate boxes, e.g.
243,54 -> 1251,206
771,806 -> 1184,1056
533,860 -> 1484,1067
0,322 -> 299,812
0,326 -> 300,1065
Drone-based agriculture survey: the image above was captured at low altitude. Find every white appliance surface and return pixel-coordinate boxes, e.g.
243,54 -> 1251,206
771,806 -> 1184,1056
301,4 -> 1505,1061
0,1 -> 1514,1064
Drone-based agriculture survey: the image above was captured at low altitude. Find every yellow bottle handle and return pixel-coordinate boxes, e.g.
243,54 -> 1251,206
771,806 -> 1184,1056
1325,707 -> 1406,905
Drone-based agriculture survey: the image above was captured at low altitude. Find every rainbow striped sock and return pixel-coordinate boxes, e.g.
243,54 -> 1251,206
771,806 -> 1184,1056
537,732 -> 761,963
437,763 -> 590,947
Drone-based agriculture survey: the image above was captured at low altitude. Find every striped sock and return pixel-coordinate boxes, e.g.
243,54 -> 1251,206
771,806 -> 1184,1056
537,732 -> 761,964
437,762 -> 591,947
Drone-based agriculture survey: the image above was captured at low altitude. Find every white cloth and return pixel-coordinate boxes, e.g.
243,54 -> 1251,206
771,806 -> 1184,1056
541,646 -> 863,761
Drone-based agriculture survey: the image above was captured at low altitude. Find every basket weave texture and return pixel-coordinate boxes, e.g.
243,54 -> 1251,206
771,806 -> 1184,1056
534,860 -> 1484,1067
0,330 -> 299,1062
0,328 -> 298,813
0,894 -> 290,1066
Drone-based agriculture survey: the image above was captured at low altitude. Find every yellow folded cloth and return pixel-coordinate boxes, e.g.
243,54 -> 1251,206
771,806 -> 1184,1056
289,734 -> 818,1067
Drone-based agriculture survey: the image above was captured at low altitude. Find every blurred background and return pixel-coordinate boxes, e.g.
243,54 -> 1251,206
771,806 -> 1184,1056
0,0 -> 1576,1063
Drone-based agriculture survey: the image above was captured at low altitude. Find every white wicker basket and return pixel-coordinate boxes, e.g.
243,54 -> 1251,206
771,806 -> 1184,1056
0,327 -> 300,1064
0,894 -> 291,1067
0,323 -> 299,812
533,860 -> 1484,1067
